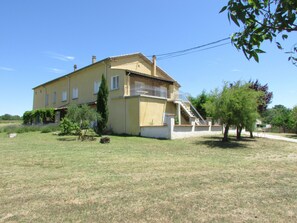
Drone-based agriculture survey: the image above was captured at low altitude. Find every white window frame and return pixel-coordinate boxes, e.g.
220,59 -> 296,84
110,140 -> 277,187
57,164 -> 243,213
94,81 -> 101,94
62,91 -> 67,102
111,76 -> 119,90
72,88 -> 78,99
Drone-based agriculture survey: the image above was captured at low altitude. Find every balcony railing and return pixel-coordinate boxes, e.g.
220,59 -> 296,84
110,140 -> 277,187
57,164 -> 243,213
176,92 -> 207,125
130,86 -> 168,98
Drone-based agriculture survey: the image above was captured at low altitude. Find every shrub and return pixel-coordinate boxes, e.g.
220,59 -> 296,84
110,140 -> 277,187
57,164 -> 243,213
23,108 -> 55,124
59,118 -> 79,135
23,111 -> 33,124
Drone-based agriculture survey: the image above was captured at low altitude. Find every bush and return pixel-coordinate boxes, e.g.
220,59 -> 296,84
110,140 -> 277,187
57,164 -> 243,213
23,108 -> 55,124
59,118 -> 80,135
23,111 -> 33,124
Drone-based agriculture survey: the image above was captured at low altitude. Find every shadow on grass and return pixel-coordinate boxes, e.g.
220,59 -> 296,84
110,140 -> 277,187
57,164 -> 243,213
109,133 -> 167,140
56,137 -> 77,142
195,136 -> 253,149
285,134 -> 297,139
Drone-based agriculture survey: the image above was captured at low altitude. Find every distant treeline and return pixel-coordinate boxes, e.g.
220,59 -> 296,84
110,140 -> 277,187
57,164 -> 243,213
0,114 -> 22,120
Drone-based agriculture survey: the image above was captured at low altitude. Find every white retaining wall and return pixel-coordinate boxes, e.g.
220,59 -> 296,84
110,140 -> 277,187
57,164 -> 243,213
140,114 -> 222,139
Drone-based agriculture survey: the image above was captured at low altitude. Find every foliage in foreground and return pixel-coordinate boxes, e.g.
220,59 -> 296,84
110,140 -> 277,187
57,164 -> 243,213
221,0 -> 297,65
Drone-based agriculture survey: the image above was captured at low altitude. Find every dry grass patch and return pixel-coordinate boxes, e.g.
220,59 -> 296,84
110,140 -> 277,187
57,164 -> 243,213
0,132 -> 297,222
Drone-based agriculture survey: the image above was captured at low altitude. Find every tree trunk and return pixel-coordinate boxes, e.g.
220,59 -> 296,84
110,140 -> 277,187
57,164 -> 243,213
223,124 -> 230,142
249,131 -> 254,138
236,126 -> 242,140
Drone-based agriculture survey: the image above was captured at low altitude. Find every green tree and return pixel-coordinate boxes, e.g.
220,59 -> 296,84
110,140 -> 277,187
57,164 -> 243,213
205,81 -> 261,141
221,0 -> 297,64
64,104 -> 101,138
96,74 -> 109,135
66,104 -> 100,129
0,114 -> 21,120
229,81 -> 261,139
291,105 -> 297,133
189,90 -> 210,119
264,105 -> 293,132
248,80 -> 273,115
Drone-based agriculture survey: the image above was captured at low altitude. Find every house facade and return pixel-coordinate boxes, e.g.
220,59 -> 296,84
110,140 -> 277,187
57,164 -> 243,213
33,53 -> 206,135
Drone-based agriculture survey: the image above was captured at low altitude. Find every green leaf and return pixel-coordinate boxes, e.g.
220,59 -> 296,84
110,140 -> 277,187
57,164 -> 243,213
276,42 -> 283,50
252,51 -> 259,62
219,6 -> 228,13
231,14 -> 240,27
255,49 -> 265,54
253,53 -> 259,63
282,34 -> 288,40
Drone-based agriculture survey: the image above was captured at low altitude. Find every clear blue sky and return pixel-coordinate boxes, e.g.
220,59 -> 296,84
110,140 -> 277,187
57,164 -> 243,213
0,0 -> 296,116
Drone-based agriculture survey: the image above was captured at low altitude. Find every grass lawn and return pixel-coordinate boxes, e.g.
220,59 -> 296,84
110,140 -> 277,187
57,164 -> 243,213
0,120 -> 21,128
1,132 -> 297,222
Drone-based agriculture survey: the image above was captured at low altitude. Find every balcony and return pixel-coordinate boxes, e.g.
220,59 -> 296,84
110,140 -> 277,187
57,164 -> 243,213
130,85 -> 168,98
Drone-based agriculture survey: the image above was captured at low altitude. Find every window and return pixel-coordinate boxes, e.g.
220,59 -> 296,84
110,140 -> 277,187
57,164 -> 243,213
94,81 -> 101,94
72,88 -> 78,99
111,76 -> 119,90
154,86 -> 167,98
135,81 -> 145,90
53,92 -> 56,104
62,91 -> 67,102
45,94 -> 49,106
135,81 -> 146,94
160,86 -> 167,98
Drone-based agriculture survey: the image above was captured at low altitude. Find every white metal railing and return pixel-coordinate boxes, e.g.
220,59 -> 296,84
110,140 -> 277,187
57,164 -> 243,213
130,86 -> 168,98
177,92 -> 207,125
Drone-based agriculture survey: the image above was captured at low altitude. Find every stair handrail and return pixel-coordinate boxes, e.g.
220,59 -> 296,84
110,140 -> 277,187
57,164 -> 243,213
177,92 -> 207,125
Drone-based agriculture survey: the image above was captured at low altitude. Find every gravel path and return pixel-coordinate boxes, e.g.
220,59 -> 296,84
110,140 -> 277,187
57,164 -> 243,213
253,132 -> 297,143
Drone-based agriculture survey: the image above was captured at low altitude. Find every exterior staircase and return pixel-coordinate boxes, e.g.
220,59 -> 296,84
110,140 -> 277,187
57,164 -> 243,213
174,92 -> 207,125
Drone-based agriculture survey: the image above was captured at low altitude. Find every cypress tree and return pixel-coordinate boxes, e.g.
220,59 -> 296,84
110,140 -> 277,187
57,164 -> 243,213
96,74 -> 109,135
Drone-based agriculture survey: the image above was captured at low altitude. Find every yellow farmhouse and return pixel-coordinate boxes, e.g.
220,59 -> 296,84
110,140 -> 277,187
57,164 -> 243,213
33,53 -> 206,136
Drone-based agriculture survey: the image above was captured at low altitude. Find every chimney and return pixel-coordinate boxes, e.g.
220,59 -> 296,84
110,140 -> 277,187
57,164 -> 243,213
74,64 -> 77,71
92,55 -> 96,64
152,55 -> 157,76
